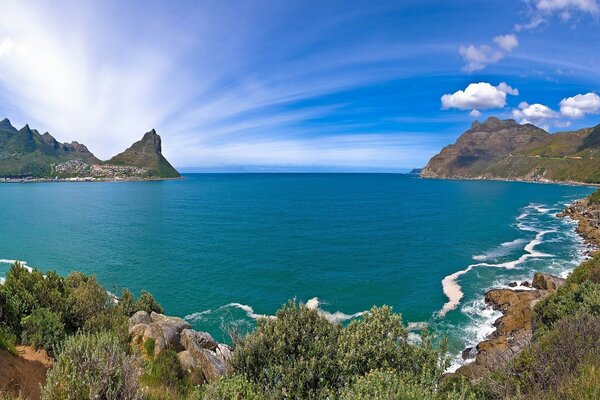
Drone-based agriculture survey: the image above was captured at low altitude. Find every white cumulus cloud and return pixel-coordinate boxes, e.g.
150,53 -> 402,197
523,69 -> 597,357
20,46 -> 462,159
512,102 -> 559,130
559,92 -> 600,118
441,82 -> 519,114
493,34 -> 519,52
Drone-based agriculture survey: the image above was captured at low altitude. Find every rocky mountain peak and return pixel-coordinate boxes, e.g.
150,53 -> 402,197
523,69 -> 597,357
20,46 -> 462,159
141,129 -> 162,153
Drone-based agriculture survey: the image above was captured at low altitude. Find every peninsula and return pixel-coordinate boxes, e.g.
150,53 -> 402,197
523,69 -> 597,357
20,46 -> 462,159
0,118 -> 180,181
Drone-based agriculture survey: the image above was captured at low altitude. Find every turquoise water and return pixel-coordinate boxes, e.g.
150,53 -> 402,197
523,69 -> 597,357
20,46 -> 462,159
0,174 -> 594,366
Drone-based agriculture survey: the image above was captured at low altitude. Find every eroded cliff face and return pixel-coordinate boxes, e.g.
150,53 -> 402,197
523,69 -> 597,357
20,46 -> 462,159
421,117 -> 600,183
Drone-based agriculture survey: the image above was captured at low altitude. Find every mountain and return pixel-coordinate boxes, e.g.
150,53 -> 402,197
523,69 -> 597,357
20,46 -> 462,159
0,119 -> 180,179
108,129 -> 180,178
421,117 -> 600,184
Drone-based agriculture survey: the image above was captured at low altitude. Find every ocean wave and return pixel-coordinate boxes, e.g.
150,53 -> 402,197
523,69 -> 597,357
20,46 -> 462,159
438,222 -> 555,317
0,258 -> 33,272
472,238 -> 527,261
185,297 -> 365,325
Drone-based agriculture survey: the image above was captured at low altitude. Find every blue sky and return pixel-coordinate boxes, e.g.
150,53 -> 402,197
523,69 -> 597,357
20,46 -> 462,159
0,0 -> 599,170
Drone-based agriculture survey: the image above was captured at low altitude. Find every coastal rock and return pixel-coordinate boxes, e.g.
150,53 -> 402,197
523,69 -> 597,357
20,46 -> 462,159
129,311 -> 151,328
177,350 -> 205,385
521,281 -> 531,288
150,312 -> 191,332
180,329 -> 218,351
143,323 -> 167,355
181,330 -> 231,381
532,272 -> 565,291
508,281 -> 518,287
128,323 -> 148,340
461,347 -> 476,360
455,275 -> 564,381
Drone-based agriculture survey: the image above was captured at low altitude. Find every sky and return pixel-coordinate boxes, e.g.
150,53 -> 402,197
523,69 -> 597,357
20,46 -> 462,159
0,0 -> 599,171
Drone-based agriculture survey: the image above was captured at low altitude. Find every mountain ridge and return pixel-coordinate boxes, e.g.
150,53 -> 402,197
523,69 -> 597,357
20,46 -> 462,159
421,117 -> 600,184
0,118 -> 180,180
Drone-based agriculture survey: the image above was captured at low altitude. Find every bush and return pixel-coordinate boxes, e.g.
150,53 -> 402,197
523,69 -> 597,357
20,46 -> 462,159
64,272 -> 111,332
42,331 -> 142,400
146,349 -> 185,391
588,188 -> 600,205
199,375 -> 265,400
21,308 -> 65,355
0,324 -> 18,356
489,314 -> 600,399
232,300 -> 341,399
136,290 -> 163,314
340,369 -> 477,400
533,280 -> 600,334
338,306 -> 447,384
117,288 -> 137,316
144,338 -> 156,358
568,252 -> 600,284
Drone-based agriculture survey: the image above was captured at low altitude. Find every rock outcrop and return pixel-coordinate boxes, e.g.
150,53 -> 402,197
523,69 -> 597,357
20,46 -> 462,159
128,311 -> 232,382
559,197 -> 600,248
456,273 -> 565,380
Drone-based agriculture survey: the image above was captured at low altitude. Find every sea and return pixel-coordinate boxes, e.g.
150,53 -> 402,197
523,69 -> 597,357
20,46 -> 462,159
0,174 -> 594,369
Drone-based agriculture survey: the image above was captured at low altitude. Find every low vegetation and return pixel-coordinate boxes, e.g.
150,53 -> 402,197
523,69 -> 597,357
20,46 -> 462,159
481,252 -> 600,399
2,233 -> 600,399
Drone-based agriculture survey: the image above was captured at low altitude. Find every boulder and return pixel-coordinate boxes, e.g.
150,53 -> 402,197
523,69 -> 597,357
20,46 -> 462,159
508,282 -> 518,287
151,312 -> 191,332
177,350 -> 205,385
180,330 -> 231,381
129,311 -> 151,329
128,323 -> 148,340
180,329 -> 218,351
532,273 -> 566,291
143,323 -> 167,355
521,281 -> 531,288
461,347 -> 476,360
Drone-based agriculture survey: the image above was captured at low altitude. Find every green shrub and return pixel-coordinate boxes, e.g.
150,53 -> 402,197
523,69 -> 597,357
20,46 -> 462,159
146,349 -> 185,390
41,331 -> 142,400
232,299 -> 341,399
568,252 -> 600,284
21,308 -> 65,355
0,324 -> 18,356
64,272 -> 111,332
135,290 -> 163,314
489,314 -> 600,399
144,338 -> 156,358
338,306 -> 447,384
533,281 -> 600,334
198,375 -> 266,400
117,288 -> 137,316
340,369 -> 477,400
588,188 -> 600,205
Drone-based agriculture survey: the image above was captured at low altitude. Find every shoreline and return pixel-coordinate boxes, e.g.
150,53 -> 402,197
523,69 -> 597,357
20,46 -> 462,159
420,175 -> 600,188
453,193 -> 598,380
0,176 -> 184,184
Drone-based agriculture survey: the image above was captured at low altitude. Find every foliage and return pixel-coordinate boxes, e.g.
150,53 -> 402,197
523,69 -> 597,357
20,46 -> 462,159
117,288 -> 137,316
338,306 -> 448,384
21,308 -> 65,355
145,349 -> 186,391
340,369 -> 478,400
144,338 -> 156,358
0,324 -> 18,356
567,251 -> 600,284
588,188 -> 600,205
198,375 -> 266,400
232,301 -> 451,399
232,299 -> 341,399
136,290 -> 164,314
533,280 -> 600,335
41,331 -> 142,400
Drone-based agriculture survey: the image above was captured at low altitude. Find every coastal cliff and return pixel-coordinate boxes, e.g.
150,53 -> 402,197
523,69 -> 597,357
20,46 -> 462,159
421,117 -> 600,184
0,118 -> 180,180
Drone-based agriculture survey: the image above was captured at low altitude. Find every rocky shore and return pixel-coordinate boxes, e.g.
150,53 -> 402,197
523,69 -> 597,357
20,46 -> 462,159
455,273 -> 565,379
455,195 -> 599,381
